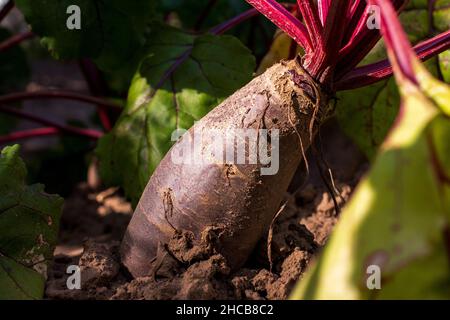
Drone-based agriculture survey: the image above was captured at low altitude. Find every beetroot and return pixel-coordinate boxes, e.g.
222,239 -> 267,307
121,59 -> 329,276
120,0 -> 450,277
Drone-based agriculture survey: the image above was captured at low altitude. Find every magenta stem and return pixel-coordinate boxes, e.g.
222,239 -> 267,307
341,0 -> 367,45
335,0 -> 408,80
245,0 -> 312,52
336,30 -> 450,90
0,90 -> 122,111
297,0 -> 323,49
210,3 -> 296,35
209,8 -> 260,35
0,127 -> 60,144
78,59 -> 113,131
323,0 -> 352,57
0,105 -> 103,139
306,0 -> 351,81
0,31 -> 34,52
370,0 -> 418,84
317,0 -> 331,26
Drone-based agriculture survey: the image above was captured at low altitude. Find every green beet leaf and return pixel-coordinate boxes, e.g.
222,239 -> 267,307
0,145 -> 63,300
96,24 -> 255,205
15,0 -> 155,75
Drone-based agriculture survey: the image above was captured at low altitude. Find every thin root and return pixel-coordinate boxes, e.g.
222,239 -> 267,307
288,99 -> 310,186
149,242 -> 169,280
162,188 -> 177,232
312,131 -> 341,215
267,202 -> 287,273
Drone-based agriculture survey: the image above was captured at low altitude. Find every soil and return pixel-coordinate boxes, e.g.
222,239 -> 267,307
45,120 -> 368,300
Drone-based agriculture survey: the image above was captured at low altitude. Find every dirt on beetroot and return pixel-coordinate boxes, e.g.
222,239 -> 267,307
45,120 -> 367,300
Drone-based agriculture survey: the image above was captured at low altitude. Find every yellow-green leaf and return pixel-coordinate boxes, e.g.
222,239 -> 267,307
292,62 -> 450,300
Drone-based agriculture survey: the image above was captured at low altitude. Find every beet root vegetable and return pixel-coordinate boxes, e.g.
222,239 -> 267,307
121,59 -> 330,277
120,0 -> 450,278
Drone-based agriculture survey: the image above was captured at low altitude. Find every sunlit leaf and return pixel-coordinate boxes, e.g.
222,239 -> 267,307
293,53 -> 450,300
